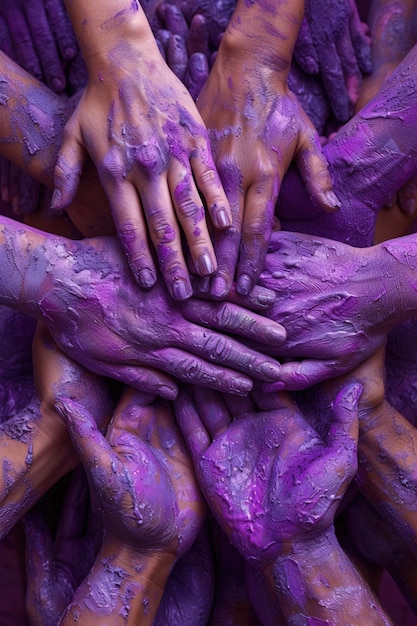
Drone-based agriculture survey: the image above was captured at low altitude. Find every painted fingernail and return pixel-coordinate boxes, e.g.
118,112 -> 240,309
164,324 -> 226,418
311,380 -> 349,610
197,252 -> 215,276
157,385 -> 178,400
257,291 -> 276,305
216,208 -> 231,228
172,278 -> 193,301
260,361 -> 281,380
50,188 -> 62,210
263,380 -> 286,393
265,325 -> 286,344
51,77 -> 65,92
211,276 -> 228,299
138,268 -> 156,288
234,377 -> 253,393
197,275 -> 211,293
64,46 -> 77,59
325,191 -> 341,209
237,274 -> 252,296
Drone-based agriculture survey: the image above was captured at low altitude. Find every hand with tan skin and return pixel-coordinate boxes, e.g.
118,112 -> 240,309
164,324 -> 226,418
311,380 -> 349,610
57,390 -> 206,626
175,384 -> 392,624
196,0 -> 340,299
51,0 -> 232,302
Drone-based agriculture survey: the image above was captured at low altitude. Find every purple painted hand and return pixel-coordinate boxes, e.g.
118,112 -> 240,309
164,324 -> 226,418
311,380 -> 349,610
197,71 -> 339,299
58,389 -> 206,561
0,0 -> 71,92
23,468 -> 99,626
52,31 -> 232,301
175,383 -> 360,564
257,231 -> 390,390
305,0 -> 372,121
30,234 -> 284,398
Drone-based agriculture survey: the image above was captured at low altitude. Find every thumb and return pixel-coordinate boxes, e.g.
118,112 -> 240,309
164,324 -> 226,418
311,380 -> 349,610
51,118 -> 86,212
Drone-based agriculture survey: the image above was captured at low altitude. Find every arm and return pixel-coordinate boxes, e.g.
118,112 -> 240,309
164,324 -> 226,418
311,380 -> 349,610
57,390 -> 206,625
53,0 -> 232,300
196,0 -> 338,299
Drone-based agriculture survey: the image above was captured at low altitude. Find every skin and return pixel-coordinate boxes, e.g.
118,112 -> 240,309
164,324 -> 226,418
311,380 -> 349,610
175,383 -> 391,624
304,0 -> 372,121
53,0 -> 232,301
57,390 -> 206,625
0,215 -> 288,397
196,0 -> 339,299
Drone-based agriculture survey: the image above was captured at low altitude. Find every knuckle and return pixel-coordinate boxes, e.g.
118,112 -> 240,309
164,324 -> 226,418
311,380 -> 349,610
152,218 -> 177,246
174,356 -> 204,380
204,334 -> 232,361
133,141 -> 169,179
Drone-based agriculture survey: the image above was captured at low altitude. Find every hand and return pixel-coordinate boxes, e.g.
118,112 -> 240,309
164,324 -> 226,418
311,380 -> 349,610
197,68 -> 339,298
58,389 -> 206,561
0,0 -> 74,92
23,468 -> 99,626
31,233 -> 285,398
305,0 -> 372,121
52,34 -> 232,301
257,231 -> 389,390
175,382 -> 360,564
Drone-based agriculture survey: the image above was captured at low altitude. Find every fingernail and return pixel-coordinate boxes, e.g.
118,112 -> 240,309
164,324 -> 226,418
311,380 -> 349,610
237,274 -> 252,296
263,380 -> 286,393
64,46 -> 77,59
325,191 -> 341,209
216,208 -> 231,228
138,267 -> 156,288
342,382 -> 363,405
305,56 -> 319,73
211,276 -> 228,299
260,361 -> 281,380
234,377 -> 253,393
50,188 -> 62,210
197,275 -> 211,293
172,278 -> 193,301
51,77 -> 65,92
265,325 -> 286,344
257,291 -> 276,305
196,252 -> 215,276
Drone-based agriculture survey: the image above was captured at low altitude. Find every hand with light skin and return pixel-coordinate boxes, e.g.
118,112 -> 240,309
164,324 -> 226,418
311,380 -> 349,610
196,0 -> 340,299
51,1 -> 232,302
23,467 -> 100,626
304,0 -> 372,121
57,389 -> 206,626
0,0 -> 77,92
175,384 -> 391,624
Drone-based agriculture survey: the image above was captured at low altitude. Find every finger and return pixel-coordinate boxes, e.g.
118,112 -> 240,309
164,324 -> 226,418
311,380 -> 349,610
167,33 -> 188,82
25,0 -> 66,92
89,360 -> 178,400
263,358 -> 343,392
44,0 -> 78,60
52,120 -> 86,211
328,381 -> 362,449
167,159 -> 217,278
185,52 -> 209,101
191,140 -> 232,232
251,389 -> 295,411
336,26 -> 361,108
187,14 -> 209,57
174,387 -> 211,461
236,176 -> 277,295
397,175 -> 417,216
317,44 -> 351,121
193,386 -> 232,438
219,283 -> 277,311
6,10 -> 42,80
296,117 -> 341,211
106,179 -> 158,290
293,18 -> 320,74
348,0 -> 372,74
181,299 -> 286,346
163,4 -> 189,38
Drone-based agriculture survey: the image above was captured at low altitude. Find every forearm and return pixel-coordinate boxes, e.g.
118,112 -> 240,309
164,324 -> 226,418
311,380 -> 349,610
0,402 -> 77,538
221,0 -> 303,78
59,543 -> 173,625
357,400 -> 417,549
269,529 -> 392,625
63,0 -> 158,75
